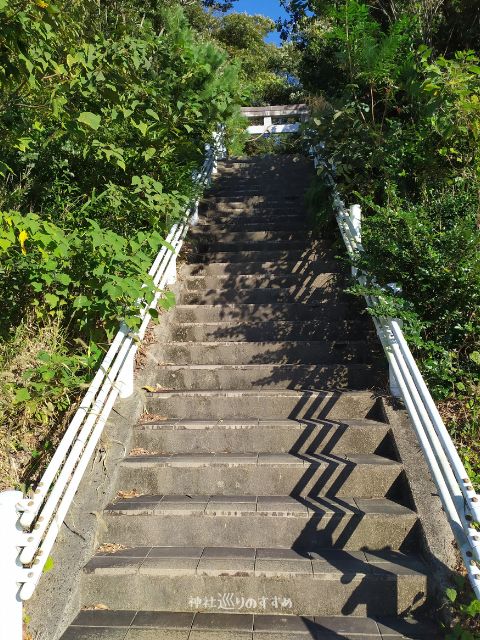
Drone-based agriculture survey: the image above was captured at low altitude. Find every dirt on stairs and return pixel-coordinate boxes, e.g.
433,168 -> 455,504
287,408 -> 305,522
59,155 -> 439,639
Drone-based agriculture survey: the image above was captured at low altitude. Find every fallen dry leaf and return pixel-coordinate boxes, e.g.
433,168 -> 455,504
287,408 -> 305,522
139,413 -> 169,422
129,447 -> 159,456
143,384 -> 174,393
97,543 -> 128,554
83,603 -> 110,610
116,489 -> 141,499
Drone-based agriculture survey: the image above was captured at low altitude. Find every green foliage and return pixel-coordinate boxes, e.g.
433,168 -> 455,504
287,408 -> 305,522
304,174 -> 336,231
0,211 -> 179,340
296,0 -> 480,387
443,578 -> 480,639
0,0 -> 241,489
354,187 -> 480,398
214,13 -> 302,105
0,0 -> 240,335
245,133 -> 304,157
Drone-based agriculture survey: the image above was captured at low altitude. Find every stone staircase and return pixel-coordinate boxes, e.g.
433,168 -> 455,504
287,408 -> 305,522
60,156 -> 438,639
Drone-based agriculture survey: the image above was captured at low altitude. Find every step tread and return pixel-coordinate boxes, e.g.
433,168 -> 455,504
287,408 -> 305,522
188,251 -> 329,262
179,289 -> 348,303
169,319 -> 373,335
182,273 -> 342,284
136,417 -> 387,430
156,340 -> 370,348
155,363 -> 375,371
145,389 -> 377,399
106,495 -> 415,518
84,547 -> 427,578
180,261 -> 344,275
64,611 -> 439,639
122,452 -> 401,467
190,230 -> 314,238
175,303 -> 354,311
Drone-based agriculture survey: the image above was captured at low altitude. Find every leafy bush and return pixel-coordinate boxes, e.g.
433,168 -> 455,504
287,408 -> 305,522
0,0 -> 241,489
297,7 -> 479,357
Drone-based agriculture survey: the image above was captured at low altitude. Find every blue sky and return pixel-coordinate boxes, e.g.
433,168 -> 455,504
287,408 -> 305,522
228,0 -> 288,44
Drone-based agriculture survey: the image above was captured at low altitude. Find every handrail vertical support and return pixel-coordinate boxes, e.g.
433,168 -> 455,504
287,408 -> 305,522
166,253 -> 177,286
118,344 -> 136,399
389,362 -> 402,398
349,204 -> 361,277
349,204 -> 361,241
211,132 -> 221,175
190,199 -> 200,227
0,490 -> 24,640
389,319 -> 403,398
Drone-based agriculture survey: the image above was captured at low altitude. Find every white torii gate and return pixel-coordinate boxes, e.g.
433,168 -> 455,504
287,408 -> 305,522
241,104 -> 309,135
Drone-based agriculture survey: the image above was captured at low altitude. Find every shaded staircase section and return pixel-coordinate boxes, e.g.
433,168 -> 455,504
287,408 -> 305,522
60,156 -> 438,639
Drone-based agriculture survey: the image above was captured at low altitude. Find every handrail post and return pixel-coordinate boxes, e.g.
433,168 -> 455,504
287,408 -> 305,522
190,199 -> 200,227
118,343 -> 137,399
349,204 -> 361,242
348,204 -> 361,277
0,490 -> 24,640
211,131 -> 221,175
389,320 -> 403,398
166,251 -> 177,286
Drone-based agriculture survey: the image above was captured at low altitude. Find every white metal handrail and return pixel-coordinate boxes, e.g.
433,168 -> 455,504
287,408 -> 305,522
311,147 -> 480,598
0,128 -> 226,639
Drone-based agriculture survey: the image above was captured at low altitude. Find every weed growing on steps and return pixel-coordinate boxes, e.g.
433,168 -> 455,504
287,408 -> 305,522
443,577 -> 480,639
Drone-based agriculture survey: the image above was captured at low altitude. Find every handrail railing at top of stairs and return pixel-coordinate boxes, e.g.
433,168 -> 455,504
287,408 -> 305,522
308,144 -> 480,599
0,128 -> 226,640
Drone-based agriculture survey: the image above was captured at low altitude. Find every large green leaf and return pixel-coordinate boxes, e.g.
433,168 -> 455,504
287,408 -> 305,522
77,112 -> 102,130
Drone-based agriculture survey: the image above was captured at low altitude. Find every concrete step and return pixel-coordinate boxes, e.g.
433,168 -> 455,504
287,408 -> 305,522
211,186 -> 311,197
209,192 -> 309,202
117,452 -> 402,497
180,260 -> 343,277
197,219 -> 309,231
189,230 -> 315,243
104,496 -> 417,551
178,288 -> 347,305
193,239 -> 316,253
165,320 -> 374,343
202,195 -> 304,207
187,249 -> 334,264
214,173 -> 311,182
200,206 -> 306,216
153,363 -> 379,391
182,273 -> 344,292
154,341 -> 372,365
133,418 -> 391,455
144,389 -> 385,421
215,172 -> 309,181
200,211 -> 307,223
61,610 -> 439,640
172,303 -> 360,323
201,202 -> 307,214
218,154 -> 311,166
80,547 -> 428,616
